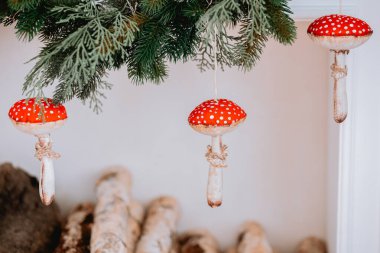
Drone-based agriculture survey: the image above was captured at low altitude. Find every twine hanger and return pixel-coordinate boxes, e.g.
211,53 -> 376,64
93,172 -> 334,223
213,27 -> 218,101
35,141 -> 60,161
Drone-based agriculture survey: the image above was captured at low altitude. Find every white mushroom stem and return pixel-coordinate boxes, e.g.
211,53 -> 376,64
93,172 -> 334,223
331,50 -> 349,123
36,134 -> 57,205
206,135 -> 226,208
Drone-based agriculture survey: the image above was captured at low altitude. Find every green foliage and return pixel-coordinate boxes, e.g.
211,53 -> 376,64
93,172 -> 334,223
266,0 -> 297,44
0,0 -> 297,112
15,6 -> 46,41
196,0 -> 295,72
23,0 -> 138,111
127,0 -> 202,84
0,0 -> 47,41
7,0 -> 42,11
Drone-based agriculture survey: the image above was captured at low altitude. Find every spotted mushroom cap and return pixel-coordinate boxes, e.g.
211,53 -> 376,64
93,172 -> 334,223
8,98 -> 67,135
307,14 -> 373,50
188,99 -> 247,136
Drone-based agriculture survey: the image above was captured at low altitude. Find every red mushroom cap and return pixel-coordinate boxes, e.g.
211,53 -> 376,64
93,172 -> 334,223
188,99 -> 246,136
308,14 -> 373,37
307,14 -> 373,50
8,98 -> 67,123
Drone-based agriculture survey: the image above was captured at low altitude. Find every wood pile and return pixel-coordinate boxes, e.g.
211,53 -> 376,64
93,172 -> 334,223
0,163 -> 327,253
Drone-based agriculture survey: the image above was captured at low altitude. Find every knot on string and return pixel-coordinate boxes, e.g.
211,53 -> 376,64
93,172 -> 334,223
205,144 -> 228,168
35,141 -> 61,161
331,63 -> 347,80
331,49 -> 349,80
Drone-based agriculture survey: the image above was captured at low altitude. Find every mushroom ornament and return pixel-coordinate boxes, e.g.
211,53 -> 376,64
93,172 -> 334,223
188,99 -> 246,208
8,98 -> 67,205
308,14 -> 373,123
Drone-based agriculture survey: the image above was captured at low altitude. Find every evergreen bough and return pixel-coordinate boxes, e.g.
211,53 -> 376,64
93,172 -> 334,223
0,0 -> 296,112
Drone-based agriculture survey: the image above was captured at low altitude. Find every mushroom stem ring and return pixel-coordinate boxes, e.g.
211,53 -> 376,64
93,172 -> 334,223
35,134 -> 61,160
206,137 -> 228,168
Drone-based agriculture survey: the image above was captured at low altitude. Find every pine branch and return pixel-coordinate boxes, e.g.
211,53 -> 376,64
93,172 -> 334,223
265,0 -> 296,44
196,29 -> 235,72
1,0 -> 297,111
241,0 -> 270,41
7,0 -> 42,11
15,6 -> 46,41
233,29 -> 267,71
23,0 -> 138,108
140,0 -> 167,15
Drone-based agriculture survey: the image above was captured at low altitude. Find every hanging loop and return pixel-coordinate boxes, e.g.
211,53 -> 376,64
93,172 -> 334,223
213,27 -> 218,101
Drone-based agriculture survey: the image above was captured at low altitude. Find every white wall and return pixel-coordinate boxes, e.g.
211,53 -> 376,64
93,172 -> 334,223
290,0 -> 356,20
0,22 -> 329,252
336,1 -> 380,252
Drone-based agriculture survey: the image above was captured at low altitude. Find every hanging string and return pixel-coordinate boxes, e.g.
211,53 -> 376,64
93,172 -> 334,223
213,28 -> 218,101
339,0 -> 343,14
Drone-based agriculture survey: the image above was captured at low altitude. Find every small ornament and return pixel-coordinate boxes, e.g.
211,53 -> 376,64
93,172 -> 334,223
188,99 -> 246,208
8,98 -> 68,205
308,14 -> 373,123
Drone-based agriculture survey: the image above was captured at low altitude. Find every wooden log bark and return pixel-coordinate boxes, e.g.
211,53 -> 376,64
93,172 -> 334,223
177,229 -> 220,253
295,237 -> 327,253
126,200 -> 145,253
55,203 -> 94,253
135,196 -> 180,253
229,221 -> 274,253
0,163 -> 61,253
91,168 -> 132,253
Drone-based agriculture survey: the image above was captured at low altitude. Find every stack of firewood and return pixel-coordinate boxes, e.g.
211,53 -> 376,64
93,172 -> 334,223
54,167 -> 328,253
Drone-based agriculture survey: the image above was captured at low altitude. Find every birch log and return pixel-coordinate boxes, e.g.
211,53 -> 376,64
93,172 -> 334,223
55,203 -> 94,253
295,237 -> 327,253
229,221 -> 274,253
126,200 -> 145,253
91,168 -> 132,253
135,196 -> 180,253
177,229 -> 220,253
225,248 -> 237,253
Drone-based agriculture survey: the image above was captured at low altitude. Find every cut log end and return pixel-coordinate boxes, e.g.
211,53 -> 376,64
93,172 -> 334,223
96,166 -> 132,187
295,237 -> 327,253
231,221 -> 274,253
177,229 -> 220,253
